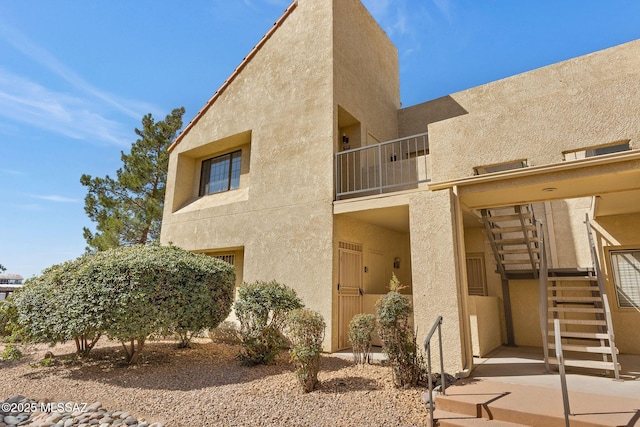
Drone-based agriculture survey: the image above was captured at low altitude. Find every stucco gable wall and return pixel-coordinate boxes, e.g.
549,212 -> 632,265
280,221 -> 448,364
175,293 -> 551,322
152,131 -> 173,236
161,0 -> 337,349
333,0 -> 400,144
424,39 -> 640,182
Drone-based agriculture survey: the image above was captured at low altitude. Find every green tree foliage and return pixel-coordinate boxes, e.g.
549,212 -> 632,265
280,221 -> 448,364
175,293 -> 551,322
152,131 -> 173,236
81,107 -> 185,252
0,264 -> 6,272
348,313 -> 376,365
10,245 -> 235,363
234,280 -> 303,365
375,273 -> 425,387
286,308 -> 325,393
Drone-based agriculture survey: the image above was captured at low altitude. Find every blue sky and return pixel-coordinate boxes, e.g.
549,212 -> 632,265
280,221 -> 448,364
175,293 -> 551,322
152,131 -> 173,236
1,0 -> 639,278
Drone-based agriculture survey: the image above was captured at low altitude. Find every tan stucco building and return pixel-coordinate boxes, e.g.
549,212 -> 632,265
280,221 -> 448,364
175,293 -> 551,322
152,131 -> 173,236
161,0 -> 640,377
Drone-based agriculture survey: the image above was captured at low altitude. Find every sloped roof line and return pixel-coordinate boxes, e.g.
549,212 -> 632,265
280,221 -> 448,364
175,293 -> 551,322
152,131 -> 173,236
169,1 -> 298,152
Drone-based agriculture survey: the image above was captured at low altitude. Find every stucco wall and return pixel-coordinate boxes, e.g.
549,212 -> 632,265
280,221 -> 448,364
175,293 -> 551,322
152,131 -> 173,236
409,189 -> 466,374
469,296 -> 502,357
333,0 -> 400,145
161,0 -> 336,349
595,213 -> 640,354
425,40 -> 640,182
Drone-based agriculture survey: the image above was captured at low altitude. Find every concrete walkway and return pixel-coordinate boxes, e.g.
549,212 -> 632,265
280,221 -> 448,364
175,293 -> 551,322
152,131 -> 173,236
433,346 -> 640,426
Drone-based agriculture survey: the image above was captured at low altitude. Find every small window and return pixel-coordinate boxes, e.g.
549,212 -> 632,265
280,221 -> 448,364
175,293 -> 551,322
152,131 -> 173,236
466,255 -> 487,296
564,140 -> 630,161
610,249 -> 640,308
212,254 -> 235,265
474,160 -> 527,175
199,151 -> 242,196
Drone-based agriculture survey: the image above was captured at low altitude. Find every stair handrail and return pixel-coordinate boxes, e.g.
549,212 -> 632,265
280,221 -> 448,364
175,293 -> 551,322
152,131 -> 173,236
423,316 -> 445,427
585,214 -> 620,380
554,318 -> 572,427
537,220 -> 550,372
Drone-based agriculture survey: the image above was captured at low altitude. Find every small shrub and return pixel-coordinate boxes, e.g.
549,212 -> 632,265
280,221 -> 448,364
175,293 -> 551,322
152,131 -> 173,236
376,273 -> 425,388
1,343 -> 23,361
348,313 -> 376,365
286,308 -> 325,393
234,280 -> 303,365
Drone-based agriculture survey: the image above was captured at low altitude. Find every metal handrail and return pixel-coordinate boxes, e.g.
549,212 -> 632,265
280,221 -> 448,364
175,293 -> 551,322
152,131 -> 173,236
554,318 -> 572,427
423,316 -> 445,427
335,131 -> 429,199
585,214 -> 620,380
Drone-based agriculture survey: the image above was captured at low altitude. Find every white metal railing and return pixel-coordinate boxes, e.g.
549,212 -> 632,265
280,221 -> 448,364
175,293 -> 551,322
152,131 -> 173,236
335,132 -> 429,199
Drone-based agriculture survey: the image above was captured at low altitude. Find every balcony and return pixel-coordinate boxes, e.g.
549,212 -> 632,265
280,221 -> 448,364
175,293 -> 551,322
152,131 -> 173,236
335,132 -> 430,200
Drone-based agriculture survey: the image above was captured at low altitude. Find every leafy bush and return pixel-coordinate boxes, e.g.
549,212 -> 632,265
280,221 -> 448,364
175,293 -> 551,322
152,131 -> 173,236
0,299 -> 20,340
376,274 -> 425,387
348,313 -> 376,365
1,343 -> 23,361
286,308 -> 325,393
234,280 -> 303,365
12,245 -> 235,363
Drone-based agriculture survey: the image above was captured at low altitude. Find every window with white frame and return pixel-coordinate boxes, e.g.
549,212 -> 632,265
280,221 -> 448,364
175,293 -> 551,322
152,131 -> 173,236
610,249 -> 640,308
199,150 -> 242,196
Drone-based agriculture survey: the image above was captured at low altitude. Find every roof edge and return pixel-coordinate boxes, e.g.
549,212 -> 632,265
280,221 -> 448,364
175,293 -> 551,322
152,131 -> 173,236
169,0 -> 299,153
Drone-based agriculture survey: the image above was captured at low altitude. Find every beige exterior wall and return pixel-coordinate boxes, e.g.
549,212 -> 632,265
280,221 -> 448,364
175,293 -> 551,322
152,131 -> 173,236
424,39 -> 640,183
595,213 -> 640,354
161,0 -> 337,349
333,0 -> 400,146
469,296 -> 502,357
409,189 -> 468,374
161,0 -> 640,367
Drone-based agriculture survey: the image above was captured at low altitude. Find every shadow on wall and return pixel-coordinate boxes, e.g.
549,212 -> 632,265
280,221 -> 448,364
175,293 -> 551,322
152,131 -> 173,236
398,95 -> 469,138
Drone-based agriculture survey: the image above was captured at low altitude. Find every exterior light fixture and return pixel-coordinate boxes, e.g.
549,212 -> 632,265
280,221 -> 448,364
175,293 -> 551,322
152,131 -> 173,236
542,187 -> 557,192
394,257 -> 401,269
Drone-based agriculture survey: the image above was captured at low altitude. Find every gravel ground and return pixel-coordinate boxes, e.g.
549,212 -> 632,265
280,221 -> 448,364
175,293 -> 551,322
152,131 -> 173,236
0,339 -> 429,426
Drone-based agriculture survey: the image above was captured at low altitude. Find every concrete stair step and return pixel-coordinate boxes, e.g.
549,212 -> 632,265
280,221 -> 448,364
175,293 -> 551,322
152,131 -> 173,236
434,410 -> 526,427
435,380 -> 639,427
547,276 -> 598,282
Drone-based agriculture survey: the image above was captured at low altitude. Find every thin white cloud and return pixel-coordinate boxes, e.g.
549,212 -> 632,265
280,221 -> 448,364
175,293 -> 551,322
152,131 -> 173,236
27,194 -> 80,203
0,169 -> 24,175
0,68 -> 131,145
0,22 -> 152,121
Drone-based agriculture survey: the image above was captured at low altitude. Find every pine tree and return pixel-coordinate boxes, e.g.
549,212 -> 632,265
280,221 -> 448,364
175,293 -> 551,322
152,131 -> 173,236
81,107 -> 185,252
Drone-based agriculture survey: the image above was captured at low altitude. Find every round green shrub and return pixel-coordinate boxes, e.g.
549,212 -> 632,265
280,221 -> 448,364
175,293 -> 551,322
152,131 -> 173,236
12,245 -> 235,363
286,308 -> 326,393
348,313 -> 376,365
234,280 -> 303,365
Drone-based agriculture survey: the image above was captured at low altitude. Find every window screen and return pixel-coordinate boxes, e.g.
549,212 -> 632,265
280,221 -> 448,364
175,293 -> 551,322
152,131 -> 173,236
610,249 -> 640,308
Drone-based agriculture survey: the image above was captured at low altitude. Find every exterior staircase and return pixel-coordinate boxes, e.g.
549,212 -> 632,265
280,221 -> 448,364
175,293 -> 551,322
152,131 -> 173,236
539,214 -> 620,378
481,205 -> 541,279
481,205 -> 620,378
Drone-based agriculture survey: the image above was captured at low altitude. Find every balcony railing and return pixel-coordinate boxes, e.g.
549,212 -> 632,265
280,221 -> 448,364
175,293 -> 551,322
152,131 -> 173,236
335,132 -> 430,200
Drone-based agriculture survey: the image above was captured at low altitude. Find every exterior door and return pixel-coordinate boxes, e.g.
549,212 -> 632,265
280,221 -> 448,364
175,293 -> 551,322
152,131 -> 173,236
338,242 -> 363,349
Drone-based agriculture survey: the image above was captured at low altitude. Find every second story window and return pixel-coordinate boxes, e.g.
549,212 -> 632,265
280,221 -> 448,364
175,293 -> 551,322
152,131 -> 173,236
199,150 -> 242,196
